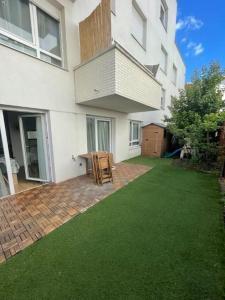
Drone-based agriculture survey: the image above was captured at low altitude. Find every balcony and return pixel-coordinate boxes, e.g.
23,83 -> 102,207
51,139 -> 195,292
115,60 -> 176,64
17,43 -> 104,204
75,0 -> 161,113
74,43 -> 161,113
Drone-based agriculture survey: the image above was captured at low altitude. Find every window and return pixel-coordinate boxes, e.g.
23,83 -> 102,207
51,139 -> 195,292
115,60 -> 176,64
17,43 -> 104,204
87,116 -> 111,153
161,88 -> 166,110
172,64 -> 177,85
160,0 -> 168,30
0,0 -> 32,41
0,0 -> 62,67
129,121 -> 141,146
131,0 -> 147,49
220,81 -> 225,95
160,45 -> 168,74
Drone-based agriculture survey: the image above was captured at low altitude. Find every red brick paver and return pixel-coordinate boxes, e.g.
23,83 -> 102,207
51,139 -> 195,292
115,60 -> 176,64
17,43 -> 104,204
0,163 -> 150,263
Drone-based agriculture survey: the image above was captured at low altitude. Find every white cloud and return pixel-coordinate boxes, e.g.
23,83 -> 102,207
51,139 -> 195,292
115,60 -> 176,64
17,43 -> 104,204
185,41 -> 204,56
193,43 -> 204,56
176,16 -> 204,31
176,20 -> 185,31
187,42 -> 195,49
181,37 -> 187,43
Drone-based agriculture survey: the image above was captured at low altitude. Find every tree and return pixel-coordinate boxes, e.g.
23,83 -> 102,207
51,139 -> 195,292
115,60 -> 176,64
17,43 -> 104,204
166,63 -> 225,167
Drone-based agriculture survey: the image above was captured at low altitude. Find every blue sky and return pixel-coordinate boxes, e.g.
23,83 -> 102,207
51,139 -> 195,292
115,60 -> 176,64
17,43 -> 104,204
176,0 -> 225,82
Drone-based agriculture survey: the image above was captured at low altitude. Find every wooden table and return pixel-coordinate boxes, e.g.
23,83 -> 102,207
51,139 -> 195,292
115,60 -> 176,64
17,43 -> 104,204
79,153 -> 92,175
79,153 -> 114,175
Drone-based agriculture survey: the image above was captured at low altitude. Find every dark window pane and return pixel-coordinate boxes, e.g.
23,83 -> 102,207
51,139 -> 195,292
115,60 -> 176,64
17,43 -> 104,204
0,0 -> 32,41
37,8 -> 61,57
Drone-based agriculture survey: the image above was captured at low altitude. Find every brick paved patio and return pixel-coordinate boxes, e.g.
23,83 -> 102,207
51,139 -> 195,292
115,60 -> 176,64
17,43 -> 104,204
0,163 -> 150,263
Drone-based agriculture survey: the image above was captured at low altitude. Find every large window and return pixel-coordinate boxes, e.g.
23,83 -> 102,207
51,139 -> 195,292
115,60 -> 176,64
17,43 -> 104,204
87,116 -> 111,153
172,64 -> 177,85
0,0 -> 62,67
160,45 -> 168,74
161,88 -> 166,110
160,0 -> 168,30
131,0 -> 147,49
129,121 -> 141,147
0,0 -> 32,41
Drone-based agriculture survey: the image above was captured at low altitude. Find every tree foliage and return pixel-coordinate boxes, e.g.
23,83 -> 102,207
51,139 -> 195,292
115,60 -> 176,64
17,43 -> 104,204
166,63 -> 225,166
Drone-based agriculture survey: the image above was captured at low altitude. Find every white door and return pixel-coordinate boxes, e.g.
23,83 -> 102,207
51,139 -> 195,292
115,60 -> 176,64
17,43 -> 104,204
19,114 -> 49,182
0,110 -> 15,196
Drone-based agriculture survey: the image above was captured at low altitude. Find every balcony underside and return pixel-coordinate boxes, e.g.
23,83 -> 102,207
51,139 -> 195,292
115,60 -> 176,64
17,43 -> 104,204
74,43 -> 161,113
78,94 -> 158,113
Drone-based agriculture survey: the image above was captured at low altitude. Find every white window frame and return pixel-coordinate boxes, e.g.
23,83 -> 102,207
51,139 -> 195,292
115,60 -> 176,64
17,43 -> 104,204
0,110 -> 15,196
160,0 -> 168,31
131,0 -> 147,50
19,114 -> 50,182
0,1 -> 63,67
172,64 -> 177,86
161,88 -> 166,110
129,121 -> 141,147
160,45 -> 168,74
87,116 -> 112,152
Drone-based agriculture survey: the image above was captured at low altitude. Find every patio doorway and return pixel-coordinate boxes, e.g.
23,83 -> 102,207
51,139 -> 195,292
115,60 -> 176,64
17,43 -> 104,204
87,116 -> 112,152
0,111 -> 14,197
0,109 -> 51,197
19,114 -> 49,182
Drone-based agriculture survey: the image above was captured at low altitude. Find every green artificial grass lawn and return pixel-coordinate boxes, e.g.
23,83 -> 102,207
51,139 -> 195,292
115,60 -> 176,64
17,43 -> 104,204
0,157 -> 224,300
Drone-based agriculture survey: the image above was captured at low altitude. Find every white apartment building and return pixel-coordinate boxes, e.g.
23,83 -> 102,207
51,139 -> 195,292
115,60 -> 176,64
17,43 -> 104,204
0,0 -> 185,198
219,78 -> 225,101
127,0 -> 186,124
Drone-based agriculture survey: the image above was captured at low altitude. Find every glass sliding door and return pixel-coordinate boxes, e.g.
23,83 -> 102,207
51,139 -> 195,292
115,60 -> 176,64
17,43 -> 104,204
0,110 -> 14,197
97,120 -> 110,152
87,116 -> 111,152
19,114 -> 49,182
87,117 -> 96,152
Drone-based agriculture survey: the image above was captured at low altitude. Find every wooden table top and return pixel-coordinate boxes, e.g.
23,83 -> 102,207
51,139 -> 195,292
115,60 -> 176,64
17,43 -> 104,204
79,152 -> 113,159
79,153 -> 92,159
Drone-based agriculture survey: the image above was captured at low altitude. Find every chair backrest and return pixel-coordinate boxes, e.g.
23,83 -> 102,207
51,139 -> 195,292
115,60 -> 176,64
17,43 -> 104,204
91,152 -> 113,185
91,152 -> 98,183
99,157 -> 109,170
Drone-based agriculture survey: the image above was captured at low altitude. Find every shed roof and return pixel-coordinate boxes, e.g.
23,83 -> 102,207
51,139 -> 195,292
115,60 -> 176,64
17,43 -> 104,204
142,122 -> 166,129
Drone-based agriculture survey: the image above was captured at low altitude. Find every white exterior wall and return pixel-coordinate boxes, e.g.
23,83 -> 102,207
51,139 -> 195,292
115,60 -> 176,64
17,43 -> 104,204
75,49 -> 116,103
0,0 -> 185,184
75,46 -> 161,112
115,48 -> 160,110
49,106 -> 140,182
219,79 -> 225,101
111,0 -> 186,124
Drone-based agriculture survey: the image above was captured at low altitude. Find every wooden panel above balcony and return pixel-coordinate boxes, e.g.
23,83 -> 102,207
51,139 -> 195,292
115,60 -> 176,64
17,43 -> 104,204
79,0 -> 112,62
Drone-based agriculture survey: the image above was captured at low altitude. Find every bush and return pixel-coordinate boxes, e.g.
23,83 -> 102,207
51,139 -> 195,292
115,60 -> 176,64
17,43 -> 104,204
166,63 -> 225,169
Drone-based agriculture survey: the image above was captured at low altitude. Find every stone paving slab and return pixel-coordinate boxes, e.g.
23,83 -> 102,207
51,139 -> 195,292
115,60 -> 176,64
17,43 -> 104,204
0,163 -> 150,263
